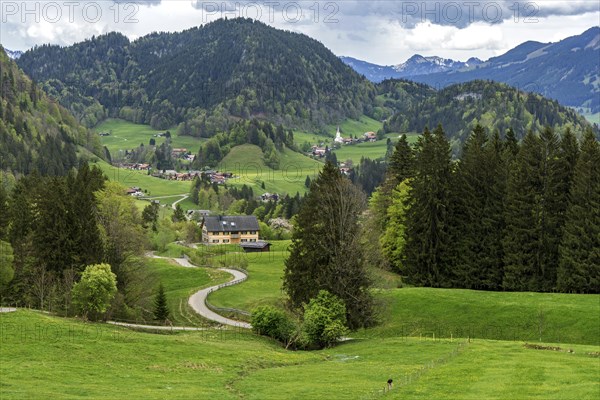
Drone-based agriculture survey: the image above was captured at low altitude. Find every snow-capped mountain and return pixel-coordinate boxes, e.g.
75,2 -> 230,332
340,55 -> 482,82
4,49 -> 23,59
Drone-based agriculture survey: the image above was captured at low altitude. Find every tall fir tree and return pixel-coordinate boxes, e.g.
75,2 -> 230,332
0,180 -> 8,240
503,127 -> 573,291
450,125 -> 506,289
557,130 -> 600,293
283,161 -> 373,329
153,283 -> 170,322
402,125 -> 453,287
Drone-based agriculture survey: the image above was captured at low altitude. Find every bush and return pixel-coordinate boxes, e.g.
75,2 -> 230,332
302,290 -> 349,348
251,306 -> 296,344
72,263 -> 117,321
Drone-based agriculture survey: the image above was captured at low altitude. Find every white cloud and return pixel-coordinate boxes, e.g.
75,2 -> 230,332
0,0 -> 597,65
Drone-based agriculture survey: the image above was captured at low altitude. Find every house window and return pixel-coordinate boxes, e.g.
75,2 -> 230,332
223,239 -> 230,243
241,239 -> 247,242
250,239 -> 256,242
212,239 -> 219,243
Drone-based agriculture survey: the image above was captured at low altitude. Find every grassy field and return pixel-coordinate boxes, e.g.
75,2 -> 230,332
327,115 -> 383,137
1,243 -> 599,398
94,119 -> 206,155
1,310 -> 598,399
144,257 -> 230,326
93,159 -> 190,197
333,133 -> 420,164
219,144 -> 322,195
208,241 -> 291,312
209,241 -> 600,346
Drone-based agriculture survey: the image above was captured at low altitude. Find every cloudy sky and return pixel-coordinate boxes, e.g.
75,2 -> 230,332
1,0 -> 598,64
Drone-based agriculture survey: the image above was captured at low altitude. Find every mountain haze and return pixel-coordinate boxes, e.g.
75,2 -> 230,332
345,27 -> 600,114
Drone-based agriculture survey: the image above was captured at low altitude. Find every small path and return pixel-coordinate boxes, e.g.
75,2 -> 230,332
107,321 -> 208,331
189,268 -> 252,329
0,307 -> 16,313
171,194 -> 189,210
111,253 -> 251,330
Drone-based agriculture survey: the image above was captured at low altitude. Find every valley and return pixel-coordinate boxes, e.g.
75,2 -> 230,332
1,14 -> 599,400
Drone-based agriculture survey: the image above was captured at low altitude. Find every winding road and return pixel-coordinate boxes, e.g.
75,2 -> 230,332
134,253 -> 251,330
188,268 -> 251,329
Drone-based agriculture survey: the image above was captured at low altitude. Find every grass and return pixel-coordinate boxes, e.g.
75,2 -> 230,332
219,144 -> 322,195
364,288 -> 600,345
95,119 -> 206,155
144,257 -> 229,326
207,241 -> 600,346
93,159 -> 191,197
326,115 -> 383,138
333,132 -> 420,164
2,245 -> 599,398
208,241 -> 291,312
1,310 -> 598,399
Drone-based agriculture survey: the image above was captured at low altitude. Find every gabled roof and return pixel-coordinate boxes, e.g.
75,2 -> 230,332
240,241 -> 271,249
203,216 -> 259,232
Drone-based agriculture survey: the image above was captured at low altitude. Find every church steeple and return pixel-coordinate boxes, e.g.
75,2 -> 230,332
334,126 -> 344,144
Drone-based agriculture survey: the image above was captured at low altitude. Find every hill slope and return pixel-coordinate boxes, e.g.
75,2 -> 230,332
344,28 -> 600,114
0,46 -> 101,176
381,80 -> 594,151
17,18 -> 375,131
413,27 -> 600,114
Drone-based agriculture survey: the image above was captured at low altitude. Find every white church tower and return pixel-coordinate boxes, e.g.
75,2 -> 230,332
334,126 -> 344,144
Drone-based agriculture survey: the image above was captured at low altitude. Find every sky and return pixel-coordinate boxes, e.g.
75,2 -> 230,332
1,0 -> 598,64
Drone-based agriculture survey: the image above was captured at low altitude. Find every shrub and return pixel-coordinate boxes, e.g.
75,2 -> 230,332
72,263 -> 117,321
251,306 -> 296,344
302,290 -> 349,348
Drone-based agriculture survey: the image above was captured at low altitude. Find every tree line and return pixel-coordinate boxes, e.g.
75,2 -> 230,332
370,125 -> 599,293
0,163 -> 157,319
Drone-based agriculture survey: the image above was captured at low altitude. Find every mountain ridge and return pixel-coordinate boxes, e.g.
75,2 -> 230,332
17,18 -> 376,132
344,27 -> 600,114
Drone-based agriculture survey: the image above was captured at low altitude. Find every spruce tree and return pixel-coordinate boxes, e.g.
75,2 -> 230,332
283,161 -> 373,329
402,125 -> 453,287
0,180 -> 8,240
153,283 -> 170,322
172,204 -> 185,223
503,127 -> 571,291
451,125 -> 506,289
557,130 -> 600,293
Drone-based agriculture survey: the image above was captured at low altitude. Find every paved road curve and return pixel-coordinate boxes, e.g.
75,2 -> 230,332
189,268 -> 251,329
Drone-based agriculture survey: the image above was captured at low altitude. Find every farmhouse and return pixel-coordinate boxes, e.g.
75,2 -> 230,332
364,132 -> 377,142
202,215 -> 260,245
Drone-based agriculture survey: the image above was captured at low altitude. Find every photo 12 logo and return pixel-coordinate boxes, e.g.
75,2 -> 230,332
1,1 -> 139,24
399,1 -> 539,24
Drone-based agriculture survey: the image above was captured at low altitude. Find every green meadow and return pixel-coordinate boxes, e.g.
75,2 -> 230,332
209,241 -> 600,346
95,119 -> 206,155
93,159 -> 190,197
219,144 -> 322,195
1,244 -> 599,399
334,133 -> 420,164
143,257 -> 230,326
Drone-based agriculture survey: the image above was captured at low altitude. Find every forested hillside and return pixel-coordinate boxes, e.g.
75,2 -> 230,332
381,80 -> 594,152
369,124 -> 599,294
17,18 -> 375,132
0,46 -> 101,176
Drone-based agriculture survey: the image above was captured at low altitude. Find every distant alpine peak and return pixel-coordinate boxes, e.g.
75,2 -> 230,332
5,49 -> 23,59
393,54 -> 471,75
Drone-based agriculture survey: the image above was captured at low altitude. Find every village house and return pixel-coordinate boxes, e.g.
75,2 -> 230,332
364,132 -> 377,142
311,145 -> 327,157
201,215 -> 260,245
171,148 -> 189,158
260,193 -> 279,202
